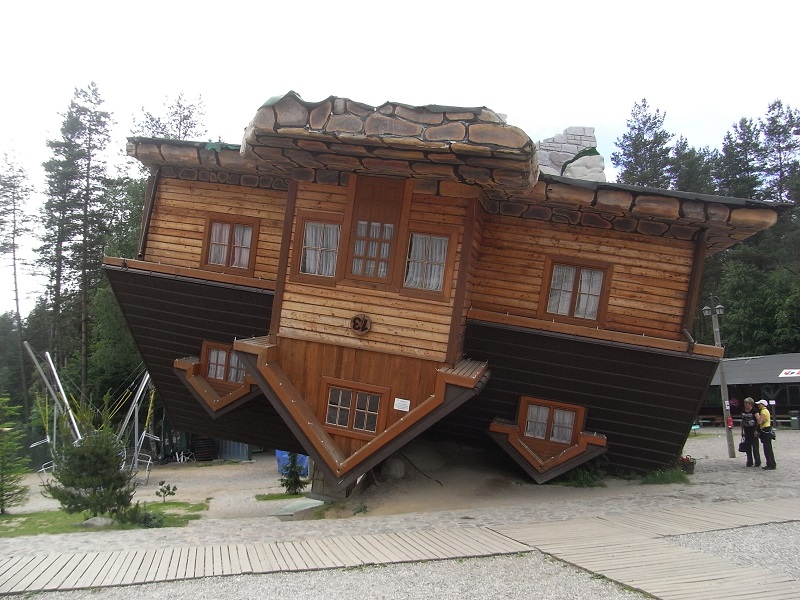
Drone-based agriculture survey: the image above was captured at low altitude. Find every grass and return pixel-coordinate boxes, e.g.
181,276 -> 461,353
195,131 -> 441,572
255,492 -> 304,502
0,500 -> 209,538
639,467 -> 690,485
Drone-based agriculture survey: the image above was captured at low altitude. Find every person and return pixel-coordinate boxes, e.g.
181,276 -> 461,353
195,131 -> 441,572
755,399 -> 776,470
740,397 -> 761,467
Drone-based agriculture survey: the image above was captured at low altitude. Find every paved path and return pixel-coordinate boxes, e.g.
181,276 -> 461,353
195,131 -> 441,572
1,497 -> 797,598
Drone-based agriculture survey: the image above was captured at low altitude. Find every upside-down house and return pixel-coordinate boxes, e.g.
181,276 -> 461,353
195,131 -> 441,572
104,92 -> 782,492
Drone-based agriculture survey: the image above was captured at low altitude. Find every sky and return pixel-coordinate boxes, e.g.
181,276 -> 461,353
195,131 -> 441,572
1,0 -> 798,316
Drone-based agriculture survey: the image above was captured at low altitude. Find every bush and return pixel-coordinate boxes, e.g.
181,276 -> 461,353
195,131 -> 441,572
118,502 -> 165,528
43,429 -> 136,517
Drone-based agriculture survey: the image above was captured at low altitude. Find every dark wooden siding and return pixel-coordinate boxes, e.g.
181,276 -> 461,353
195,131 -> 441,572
103,266 -> 303,453
427,320 -> 718,471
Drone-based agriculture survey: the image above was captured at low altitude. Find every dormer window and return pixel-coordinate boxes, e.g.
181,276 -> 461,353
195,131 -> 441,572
521,397 -> 585,446
203,342 -> 246,387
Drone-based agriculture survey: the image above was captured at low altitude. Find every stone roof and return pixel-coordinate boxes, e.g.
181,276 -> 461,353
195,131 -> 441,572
126,91 -> 790,254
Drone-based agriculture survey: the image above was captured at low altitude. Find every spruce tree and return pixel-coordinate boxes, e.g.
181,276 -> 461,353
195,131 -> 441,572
611,99 -> 673,188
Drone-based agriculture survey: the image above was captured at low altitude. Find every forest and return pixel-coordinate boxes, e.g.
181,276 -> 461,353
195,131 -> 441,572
0,86 -> 798,454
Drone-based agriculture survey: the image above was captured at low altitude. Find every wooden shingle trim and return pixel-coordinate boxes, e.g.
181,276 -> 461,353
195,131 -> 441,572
467,308 -> 724,358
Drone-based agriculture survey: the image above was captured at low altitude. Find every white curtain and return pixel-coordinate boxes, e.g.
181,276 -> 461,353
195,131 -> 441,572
207,348 -> 226,380
525,404 -> 549,439
208,222 -> 230,265
230,224 -> 252,268
574,268 -> 603,319
404,233 -> 448,291
301,222 -> 339,276
551,409 -> 575,443
227,352 -> 245,383
547,264 -> 576,315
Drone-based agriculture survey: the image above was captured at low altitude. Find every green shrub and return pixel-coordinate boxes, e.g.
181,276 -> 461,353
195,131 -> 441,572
119,502 -> 165,528
43,429 -> 136,517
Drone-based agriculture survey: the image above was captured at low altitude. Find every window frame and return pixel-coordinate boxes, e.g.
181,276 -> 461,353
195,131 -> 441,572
342,175 -> 411,289
291,211 -> 345,286
318,377 -> 390,441
200,213 -> 260,276
399,224 -> 458,301
517,396 -> 586,448
537,255 -> 612,327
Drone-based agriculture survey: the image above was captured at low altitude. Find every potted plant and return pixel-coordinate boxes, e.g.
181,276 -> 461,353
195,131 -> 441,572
679,455 -> 696,474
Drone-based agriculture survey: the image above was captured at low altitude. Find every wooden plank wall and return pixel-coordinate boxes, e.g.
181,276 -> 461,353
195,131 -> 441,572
279,184 -> 467,363
471,215 -> 694,340
277,337 -> 441,456
145,178 -> 287,283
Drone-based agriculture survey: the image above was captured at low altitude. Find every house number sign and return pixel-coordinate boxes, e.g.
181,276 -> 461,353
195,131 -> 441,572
351,314 -> 371,335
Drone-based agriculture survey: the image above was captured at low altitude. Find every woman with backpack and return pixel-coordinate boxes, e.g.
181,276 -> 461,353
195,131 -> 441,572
740,397 -> 760,467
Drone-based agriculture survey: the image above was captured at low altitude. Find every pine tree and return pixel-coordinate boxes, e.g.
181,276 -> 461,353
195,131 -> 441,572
0,396 -> 29,514
669,137 -> 718,194
715,118 -> 764,199
39,83 -> 113,403
132,92 -> 207,141
611,99 -> 673,188
760,100 -> 800,203
0,155 -> 33,425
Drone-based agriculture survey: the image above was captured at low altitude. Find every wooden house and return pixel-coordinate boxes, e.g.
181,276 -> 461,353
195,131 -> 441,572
104,92 -> 783,490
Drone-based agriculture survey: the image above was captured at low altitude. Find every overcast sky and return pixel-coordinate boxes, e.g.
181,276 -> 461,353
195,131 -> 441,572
1,0 -> 798,315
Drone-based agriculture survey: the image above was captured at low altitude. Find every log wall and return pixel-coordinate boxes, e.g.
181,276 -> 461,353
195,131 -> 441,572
471,214 -> 695,340
277,337 -> 441,456
144,178 -> 287,284
278,183 -> 468,362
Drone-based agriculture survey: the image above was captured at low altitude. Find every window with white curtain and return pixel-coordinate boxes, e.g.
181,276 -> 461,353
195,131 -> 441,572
521,398 -> 582,445
546,263 -> 605,321
404,233 -> 448,291
206,218 -> 255,271
300,222 -> 340,277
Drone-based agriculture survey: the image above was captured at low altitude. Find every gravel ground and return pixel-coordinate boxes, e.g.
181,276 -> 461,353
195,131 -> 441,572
8,429 -> 800,599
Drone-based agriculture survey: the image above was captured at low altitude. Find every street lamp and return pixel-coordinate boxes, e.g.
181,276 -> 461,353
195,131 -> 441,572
702,302 -> 736,458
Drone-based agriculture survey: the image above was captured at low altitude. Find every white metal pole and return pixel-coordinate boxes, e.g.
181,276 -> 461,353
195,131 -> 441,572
711,312 -> 736,458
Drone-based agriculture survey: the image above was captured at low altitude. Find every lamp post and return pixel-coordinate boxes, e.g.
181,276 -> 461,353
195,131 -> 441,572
702,302 -> 736,458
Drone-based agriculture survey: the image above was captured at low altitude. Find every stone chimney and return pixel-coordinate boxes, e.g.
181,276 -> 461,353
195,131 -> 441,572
537,126 -> 606,182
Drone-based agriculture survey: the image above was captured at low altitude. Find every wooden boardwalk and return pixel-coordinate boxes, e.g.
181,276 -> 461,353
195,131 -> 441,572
0,527 -> 528,595
1,499 -> 797,597
491,498 -> 800,600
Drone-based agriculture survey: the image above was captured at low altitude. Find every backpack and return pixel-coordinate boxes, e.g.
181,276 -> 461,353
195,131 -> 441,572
741,411 -> 756,429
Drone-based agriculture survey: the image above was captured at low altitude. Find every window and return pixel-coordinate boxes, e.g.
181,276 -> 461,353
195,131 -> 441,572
346,176 -> 406,284
202,214 -> 259,275
321,378 -> 388,439
404,233 -> 448,292
521,398 -> 582,446
540,257 -> 610,325
203,342 -> 246,385
300,221 -> 340,277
